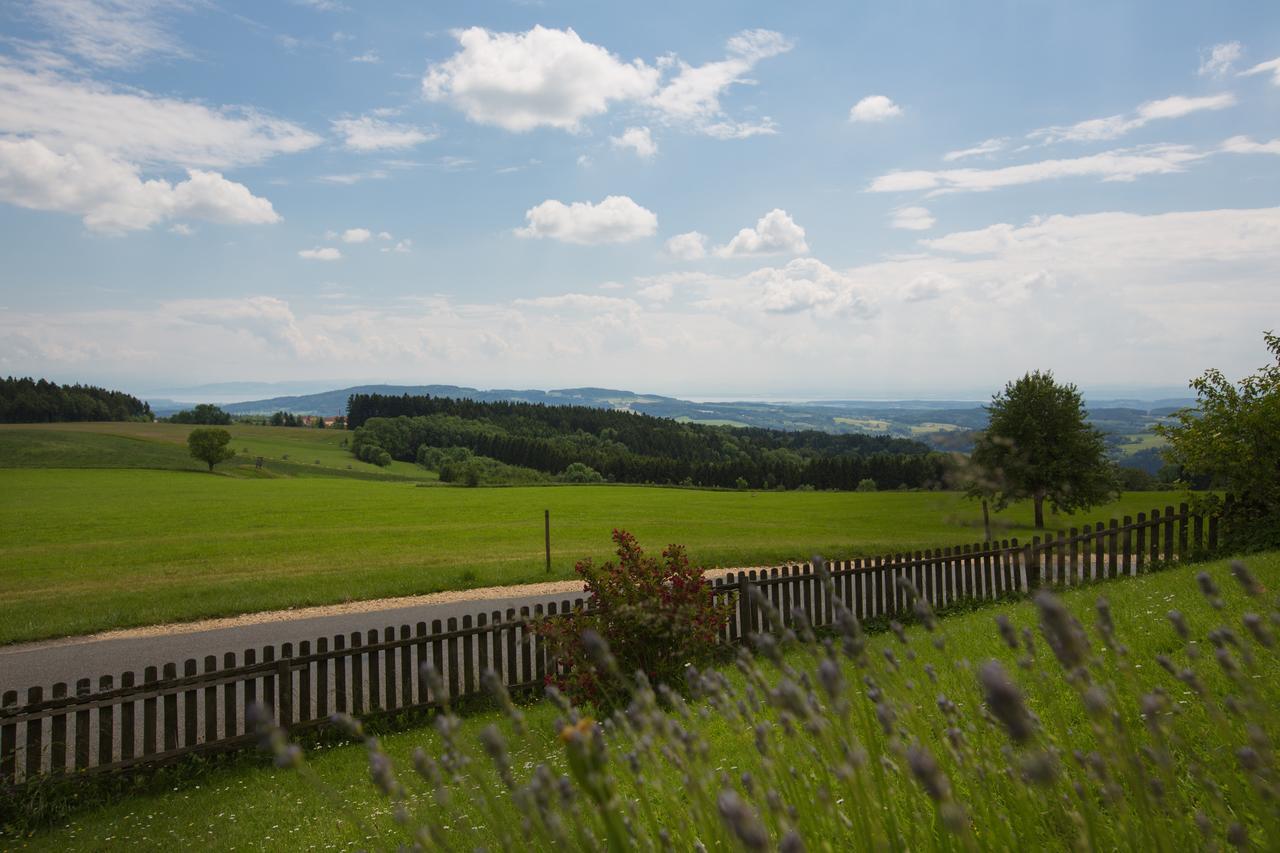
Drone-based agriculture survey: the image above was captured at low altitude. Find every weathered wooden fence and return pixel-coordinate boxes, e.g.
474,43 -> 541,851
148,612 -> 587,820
0,502 -> 1216,787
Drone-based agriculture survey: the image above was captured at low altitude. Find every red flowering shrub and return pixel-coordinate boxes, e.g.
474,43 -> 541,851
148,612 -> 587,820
536,529 -> 733,708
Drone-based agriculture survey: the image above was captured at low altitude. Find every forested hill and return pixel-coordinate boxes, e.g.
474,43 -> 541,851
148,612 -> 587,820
0,377 -> 152,423
348,392 -> 950,490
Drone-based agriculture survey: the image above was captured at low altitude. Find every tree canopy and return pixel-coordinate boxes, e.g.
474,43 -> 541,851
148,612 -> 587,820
0,377 -> 151,423
1157,332 -> 1280,549
170,404 -> 231,425
968,371 -> 1117,528
187,427 -> 236,472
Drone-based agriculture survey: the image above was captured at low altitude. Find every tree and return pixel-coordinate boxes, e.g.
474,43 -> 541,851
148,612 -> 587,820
171,404 -> 231,425
856,478 -> 877,492
969,371 -> 1116,529
1156,332 -> 1280,549
187,428 -> 236,472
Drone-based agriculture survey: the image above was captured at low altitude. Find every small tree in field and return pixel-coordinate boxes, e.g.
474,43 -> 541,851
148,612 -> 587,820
188,427 -> 236,472
1156,332 -> 1280,549
969,371 -> 1116,529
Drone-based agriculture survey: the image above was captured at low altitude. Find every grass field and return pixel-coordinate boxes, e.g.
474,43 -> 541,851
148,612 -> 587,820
0,422 -> 435,481
11,551 -> 1276,851
0,464 -> 1190,644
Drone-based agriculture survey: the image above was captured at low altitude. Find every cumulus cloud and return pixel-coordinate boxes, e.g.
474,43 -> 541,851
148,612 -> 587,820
7,208 -> 1279,395
380,238 -> 412,254
1028,93 -> 1236,144
341,227 -> 371,243
0,139 -> 280,233
516,195 -> 657,244
298,246 -> 341,260
1240,56 -> 1280,86
849,95 -> 902,123
1199,42 -> 1243,77
889,206 -> 936,231
869,143 -> 1207,195
716,209 -> 808,257
943,138 -> 1006,162
0,60 -> 322,169
331,115 -> 436,151
422,26 -> 659,132
610,126 -> 657,159
665,230 -> 708,260
421,26 -> 789,138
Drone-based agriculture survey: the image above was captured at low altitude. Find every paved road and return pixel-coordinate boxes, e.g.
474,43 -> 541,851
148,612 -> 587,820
0,589 -> 579,692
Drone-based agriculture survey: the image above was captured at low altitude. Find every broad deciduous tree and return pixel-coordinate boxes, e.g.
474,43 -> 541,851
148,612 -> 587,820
969,371 -> 1116,529
1157,332 -> 1280,549
187,427 -> 236,472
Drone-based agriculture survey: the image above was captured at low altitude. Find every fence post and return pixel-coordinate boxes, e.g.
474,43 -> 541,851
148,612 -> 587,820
277,654 -> 292,730
1028,538 -> 1040,590
737,573 -> 752,642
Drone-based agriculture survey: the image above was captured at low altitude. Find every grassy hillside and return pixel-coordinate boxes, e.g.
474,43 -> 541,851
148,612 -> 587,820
14,552 -> 1276,851
0,422 -> 434,481
0,465 -> 1191,644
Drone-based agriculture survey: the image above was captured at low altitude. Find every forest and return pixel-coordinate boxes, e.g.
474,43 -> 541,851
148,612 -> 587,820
347,392 -> 951,490
0,377 -> 152,423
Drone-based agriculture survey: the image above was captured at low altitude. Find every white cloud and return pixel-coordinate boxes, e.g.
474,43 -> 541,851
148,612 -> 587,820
7,208 -> 1278,396
331,115 -> 436,151
889,206 -> 936,231
1028,93 -> 1236,144
869,143 -> 1207,195
649,29 -> 791,135
1199,42 -> 1243,77
377,231 -> 392,240
422,26 -> 789,138
665,230 -> 708,260
849,95 -> 902,123
168,222 -> 192,235
0,60 -> 322,169
380,238 -> 412,254
1240,56 -> 1280,86
715,209 -> 809,257
611,126 -> 657,159
349,51 -> 380,64
0,139 -> 280,233
943,138 -> 1006,162
516,195 -> 657,244
315,170 -> 388,184
341,227 -> 371,243
1221,135 -> 1280,155
299,246 -> 341,260
24,0 -> 193,68
423,26 -> 659,132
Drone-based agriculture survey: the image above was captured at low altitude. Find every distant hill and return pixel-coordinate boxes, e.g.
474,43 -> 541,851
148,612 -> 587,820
203,383 -> 1193,449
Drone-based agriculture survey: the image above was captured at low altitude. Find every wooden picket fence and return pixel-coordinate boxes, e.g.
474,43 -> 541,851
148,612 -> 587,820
0,502 -> 1217,787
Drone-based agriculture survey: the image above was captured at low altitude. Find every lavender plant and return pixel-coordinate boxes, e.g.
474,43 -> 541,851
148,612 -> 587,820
253,557 -> 1280,851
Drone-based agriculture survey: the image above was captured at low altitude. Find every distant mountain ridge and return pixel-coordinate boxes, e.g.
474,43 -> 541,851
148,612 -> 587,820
146,383 -> 1192,447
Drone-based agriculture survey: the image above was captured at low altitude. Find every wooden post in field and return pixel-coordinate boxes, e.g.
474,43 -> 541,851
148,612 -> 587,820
544,509 -> 551,574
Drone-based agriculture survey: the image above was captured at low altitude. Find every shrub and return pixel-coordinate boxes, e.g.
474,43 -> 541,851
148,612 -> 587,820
559,462 -> 604,484
856,477 -> 877,492
734,476 -> 749,490
535,529 -> 732,709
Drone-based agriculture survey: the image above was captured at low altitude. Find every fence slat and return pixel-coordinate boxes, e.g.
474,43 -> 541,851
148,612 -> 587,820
298,641 -> 312,724
163,663 -> 179,752
243,651 -> 257,721
203,657 -> 217,744
433,619 -> 447,704
518,609 -> 531,690
278,644 -> 294,728
350,633 -> 363,716
382,628 -> 396,710
1149,509 -> 1161,565
1107,520 -> 1119,579
1178,502 -> 1189,562
222,653 -> 237,739
50,682 -> 67,775
2,690 -> 17,784
399,626 -> 413,709
181,660 -> 197,749
315,639 -> 329,722
366,630 -> 380,712
1122,517 -> 1133,576
262,647 -> 276,722
117,672 -> 135,765
25,686 -> 42,780
414,623 -> 429,705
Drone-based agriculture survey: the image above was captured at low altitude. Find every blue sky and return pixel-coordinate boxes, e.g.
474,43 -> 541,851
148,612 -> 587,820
1,0 -> 1278,399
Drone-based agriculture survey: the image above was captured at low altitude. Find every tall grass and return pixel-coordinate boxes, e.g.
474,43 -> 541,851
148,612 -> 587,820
249,556 -> 1280,851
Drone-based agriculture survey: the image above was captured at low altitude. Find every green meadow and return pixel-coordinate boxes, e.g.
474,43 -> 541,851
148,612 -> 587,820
11,552 -> 1276,851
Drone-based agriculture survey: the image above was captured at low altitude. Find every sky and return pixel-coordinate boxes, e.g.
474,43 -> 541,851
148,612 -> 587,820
0,0 -> 1278,400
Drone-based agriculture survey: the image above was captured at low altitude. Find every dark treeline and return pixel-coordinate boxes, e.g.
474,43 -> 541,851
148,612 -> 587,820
348,392 -> 950,490
0,377 -> 152,423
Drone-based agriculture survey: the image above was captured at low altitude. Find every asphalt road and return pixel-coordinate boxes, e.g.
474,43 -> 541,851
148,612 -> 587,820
0,589 -> 579,693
